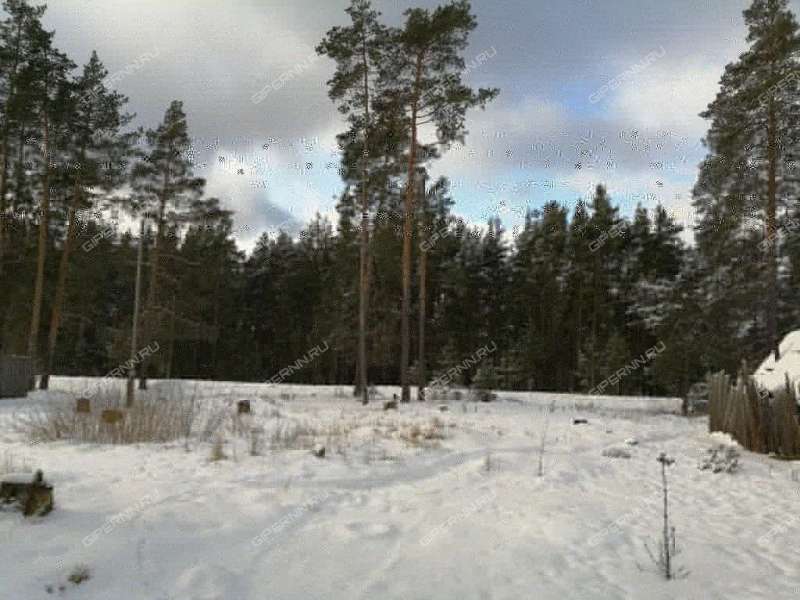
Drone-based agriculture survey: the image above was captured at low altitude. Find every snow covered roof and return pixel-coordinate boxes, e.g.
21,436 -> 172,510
1,472 -> 36,484
753,330 -> 800,392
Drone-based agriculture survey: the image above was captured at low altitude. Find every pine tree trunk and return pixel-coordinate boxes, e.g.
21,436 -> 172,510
210,253 -> 222,378
0,135 -> 9,280
358,200 -> 370,404
417,245 -> 427,402
127,219 -> 145,406
573,280 -> 582,392
357,28 -> 372,406
590,257 -> 599,388
28,110 -> 51,371
400,53 -> 424,403
140,182 -> 168,389
166,294 -> 176,379
40,180 -> 81,390
766,98 -> 779,361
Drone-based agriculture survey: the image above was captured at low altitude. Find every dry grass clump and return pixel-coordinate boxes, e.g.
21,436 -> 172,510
67,564 -> 91,585
1,450 -> 31,475
397,417 -> 447,448
209,434 -> 228,462
248,426 -> 266,456
15,386 -> 225,446
269,419 -> 354,452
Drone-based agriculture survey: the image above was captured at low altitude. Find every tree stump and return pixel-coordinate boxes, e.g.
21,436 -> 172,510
101,409 -> 124,425
0,470 -> 53,517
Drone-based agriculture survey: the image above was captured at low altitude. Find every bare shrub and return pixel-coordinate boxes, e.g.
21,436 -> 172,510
1,451 -> 31,476
249,427 -> 265,456
538,400 -> 556,476
198,406 -> 228,442
178,385 -> 198,450
67,564 -> 91,585
270,421 -> 315,451
230,412 -> 252,438
699,444 -> 740,473
483,452 -> 493,472
210,434 -> 227,462
269,420 -> 353,452
644,453 -> 687,580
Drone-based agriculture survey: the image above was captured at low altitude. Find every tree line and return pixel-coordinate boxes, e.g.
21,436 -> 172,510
0,0 -> 798,401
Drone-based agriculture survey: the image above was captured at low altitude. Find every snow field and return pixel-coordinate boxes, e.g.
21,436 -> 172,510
0,377 -> 798,599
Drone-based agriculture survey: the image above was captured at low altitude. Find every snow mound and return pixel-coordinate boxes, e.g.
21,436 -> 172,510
753,330 -> 800,392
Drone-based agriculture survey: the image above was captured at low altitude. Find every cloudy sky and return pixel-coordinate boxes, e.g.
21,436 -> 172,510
44,0 -> 800,250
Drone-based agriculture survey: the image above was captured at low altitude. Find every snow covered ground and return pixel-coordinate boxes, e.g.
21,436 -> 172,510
1,378 -> 799,599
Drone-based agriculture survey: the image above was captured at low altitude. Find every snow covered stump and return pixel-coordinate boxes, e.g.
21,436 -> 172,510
0,470 -> 53,517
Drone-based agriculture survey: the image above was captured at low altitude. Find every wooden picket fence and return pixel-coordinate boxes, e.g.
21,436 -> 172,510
708,365 -> 800,457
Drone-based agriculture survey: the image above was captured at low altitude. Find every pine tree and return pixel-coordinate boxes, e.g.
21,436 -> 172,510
317,0 -> 390,404
130,100 -> 204,387
383,0 -> 498,402
24,13 -> 74,369
583,185 -> 624,389
40,51 -> 133,388
0,0 -> 44,283
694,0 -> 800,360
539,204 -> 570,389
478,217 -> 510,364
563,200 -> 592,390
171,198 -> 242,379
416,174 -> 451,400
436,222 -> 483,379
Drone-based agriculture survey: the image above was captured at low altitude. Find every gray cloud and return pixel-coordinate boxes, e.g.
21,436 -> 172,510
42,0 -> 800,251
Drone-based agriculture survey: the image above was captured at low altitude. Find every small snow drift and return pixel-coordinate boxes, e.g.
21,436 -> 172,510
753,330 -> 800,393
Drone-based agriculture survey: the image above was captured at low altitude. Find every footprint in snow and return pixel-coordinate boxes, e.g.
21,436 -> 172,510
344,521 -> 397,539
